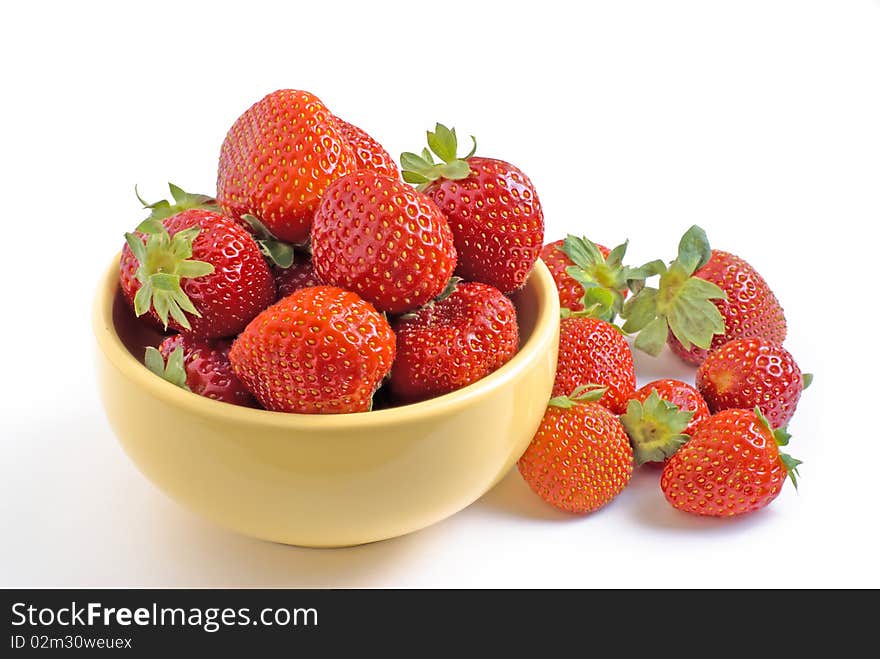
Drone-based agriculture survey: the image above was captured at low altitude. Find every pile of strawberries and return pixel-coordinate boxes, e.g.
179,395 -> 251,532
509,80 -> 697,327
120,90 -> 543,414
119,88 -> 808,520
522,230 -> 808,517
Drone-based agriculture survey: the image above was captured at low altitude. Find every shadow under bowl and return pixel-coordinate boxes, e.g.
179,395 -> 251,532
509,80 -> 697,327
93,258 -> 560,547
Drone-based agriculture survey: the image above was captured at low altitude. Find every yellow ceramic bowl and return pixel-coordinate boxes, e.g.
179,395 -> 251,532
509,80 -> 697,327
94,257 -> 559,547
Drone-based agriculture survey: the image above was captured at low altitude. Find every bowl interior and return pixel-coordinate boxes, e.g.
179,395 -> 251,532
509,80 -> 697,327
103,257 -> 555,420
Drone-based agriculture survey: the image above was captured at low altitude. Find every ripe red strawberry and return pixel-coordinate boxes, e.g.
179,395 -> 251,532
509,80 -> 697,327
661,407 -> 801,517
401,124 -> 544,293
697,338 -> 806,428
146,334 -> 257,407
335,118 -> 399,179
518,387 -> 633,514
229,286 -> 395,414
632,379 -> 710,437
621,225 -> 786,363
119,185 -> 275,338
620,379 -> 711,464
311,170 -> 457,314
541,236 -> 647,320
216,89 -> 357,244
274,259 -> 323,299
668,250 -> 787,364
541,239 -> 611,312
552,316 -> 636,414
390,280 -> 519,403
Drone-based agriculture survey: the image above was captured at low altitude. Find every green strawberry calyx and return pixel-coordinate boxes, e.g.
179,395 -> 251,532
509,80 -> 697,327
144,346 -> 190,391
124,220 -> 214,331
434,275 -> 463,303
755,407 -> 802,489
619,390 -> 694,465
620,225 -> 727,356
135,182 -> 218,221
240,214 -> 296,269
400,123 -> 477,191
802,373 -> 814,390
548,384 -> 608,409
558,235 -> 663,322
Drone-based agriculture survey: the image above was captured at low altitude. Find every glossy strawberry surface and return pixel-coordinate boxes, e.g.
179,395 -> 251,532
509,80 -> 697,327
697,338 -> 802,428
632,379 -> 710,437
661,408 -> 790,516
311,171 -> 457,314
159,334 -> 256,407
274,259 -> 323,299
518,402 -> 633,514
425,156 -> 543,293
229,286 -> 395,414
668,250 -> 787,364
390,282 -> 519,403
553,317 -> 636,414
216,89 -> 357,243
119,209 -> 275,338
335,118 -> 399,179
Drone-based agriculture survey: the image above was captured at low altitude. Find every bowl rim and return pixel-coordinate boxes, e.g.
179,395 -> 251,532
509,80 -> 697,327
94,255 -> 559,429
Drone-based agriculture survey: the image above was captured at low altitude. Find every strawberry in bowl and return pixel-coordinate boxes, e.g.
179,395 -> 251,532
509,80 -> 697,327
229,286 -> 396,414
119,184 -> 275,338
216,89 -> 357,244
401,123 -> 544,294
310,170 -> 458,315
390,280 -> 519,403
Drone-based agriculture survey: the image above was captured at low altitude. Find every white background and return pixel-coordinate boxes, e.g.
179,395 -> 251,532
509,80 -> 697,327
1,0 -> 877,588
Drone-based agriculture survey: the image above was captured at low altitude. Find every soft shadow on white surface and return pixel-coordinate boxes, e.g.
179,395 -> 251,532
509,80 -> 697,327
144,505 -> 442,588
475,470 -> 576,522
0,393 -> 850,588
624,467 -> 780,533
476,469 -> 637,532
631,344 -> 698,386
0,404 -> 441,588
477,461 -> 777,536
0,348 -> 834,588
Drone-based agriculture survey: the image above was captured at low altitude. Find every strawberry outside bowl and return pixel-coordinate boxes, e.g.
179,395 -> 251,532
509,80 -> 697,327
93,257 -> 560,548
